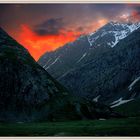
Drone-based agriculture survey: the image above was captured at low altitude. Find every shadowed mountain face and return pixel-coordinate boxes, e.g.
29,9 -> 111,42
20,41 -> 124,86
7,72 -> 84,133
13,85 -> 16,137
61,27 -> 140,107
0,28 -> 120,122
38,22 -> 140,107
0,27 -> 70,122
60,28 -> 140,103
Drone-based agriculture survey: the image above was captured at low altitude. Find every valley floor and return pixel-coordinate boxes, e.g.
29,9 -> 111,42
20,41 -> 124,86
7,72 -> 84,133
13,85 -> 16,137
0,117 -> 140,136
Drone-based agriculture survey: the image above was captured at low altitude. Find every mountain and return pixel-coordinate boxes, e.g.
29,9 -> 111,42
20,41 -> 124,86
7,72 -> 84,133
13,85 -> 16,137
0,27 -> 69,122
38,21 -> 140,107
38,21 -> 140,79
0,27 -> 119,122
59,26 -> 140,106
88,21 -> 140,48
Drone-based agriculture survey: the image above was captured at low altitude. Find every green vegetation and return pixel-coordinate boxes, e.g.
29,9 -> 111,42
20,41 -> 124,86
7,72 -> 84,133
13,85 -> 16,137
0,117 -> 140,136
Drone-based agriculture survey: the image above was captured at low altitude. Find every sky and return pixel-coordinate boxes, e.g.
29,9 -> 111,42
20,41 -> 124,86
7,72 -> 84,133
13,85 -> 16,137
0,4 -> 140,60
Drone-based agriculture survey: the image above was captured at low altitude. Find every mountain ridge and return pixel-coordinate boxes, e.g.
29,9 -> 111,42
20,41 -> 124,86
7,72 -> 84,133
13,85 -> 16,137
38,21 -> 140,109
59,27 -> 140,106
38,21 -> 140,79
0,27 -> 120,122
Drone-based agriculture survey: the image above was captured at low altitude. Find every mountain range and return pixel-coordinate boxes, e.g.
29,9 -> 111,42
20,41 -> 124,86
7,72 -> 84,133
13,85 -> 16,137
38,21 -> 140,112
0,27 -> 120,122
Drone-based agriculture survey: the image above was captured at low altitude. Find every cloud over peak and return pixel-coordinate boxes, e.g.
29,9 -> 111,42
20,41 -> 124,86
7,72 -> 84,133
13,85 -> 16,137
34,18 -> 65,36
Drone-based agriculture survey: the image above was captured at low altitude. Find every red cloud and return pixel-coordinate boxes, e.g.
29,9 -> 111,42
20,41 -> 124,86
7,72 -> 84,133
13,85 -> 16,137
122,4 -> 140,22
131,10 -> 140,21
17,24 -> 81,61
14,18 -> 108,61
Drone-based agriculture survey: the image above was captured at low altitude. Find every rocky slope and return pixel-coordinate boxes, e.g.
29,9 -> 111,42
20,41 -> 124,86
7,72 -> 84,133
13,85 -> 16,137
38,21 -> 140,107
60,27 -> 140,106
0,27 -> 119,122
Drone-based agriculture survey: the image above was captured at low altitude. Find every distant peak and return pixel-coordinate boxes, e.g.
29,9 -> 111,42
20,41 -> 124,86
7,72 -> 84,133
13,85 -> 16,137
109,21 -> 116,24
107,21 -> 124,26
107,21 -> 140,26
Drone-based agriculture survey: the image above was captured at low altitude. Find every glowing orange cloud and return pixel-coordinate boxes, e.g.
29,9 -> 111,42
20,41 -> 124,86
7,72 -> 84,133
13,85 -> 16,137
16,18 -> 107,61
98,18 -> 108,26
17,24 -> 81,61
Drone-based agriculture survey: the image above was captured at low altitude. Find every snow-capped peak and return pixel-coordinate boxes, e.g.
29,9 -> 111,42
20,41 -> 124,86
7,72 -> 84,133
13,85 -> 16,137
87,21 -> 140,48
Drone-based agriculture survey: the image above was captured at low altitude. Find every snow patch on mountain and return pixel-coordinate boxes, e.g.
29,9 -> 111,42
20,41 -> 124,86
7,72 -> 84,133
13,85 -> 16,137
43,58 -> 52,68
111,30 -> 128,47
110,97 -> 133,108
89,31 -> 96,36
101,31 -> 107,37
87,35 -> 99,46
93,95 -> 101,102
77,53 -> 87,63
127,23 -> 140,32
107,42 -> 112,47
58,70 -> 72,80
87,22 -> 140,48
128,76 -> 140,91
45,56 -> 60,70
87,37 -> 92,46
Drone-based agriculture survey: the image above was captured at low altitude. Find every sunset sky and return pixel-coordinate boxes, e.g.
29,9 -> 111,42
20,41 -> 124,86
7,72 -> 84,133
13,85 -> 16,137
0,4 -> 140,60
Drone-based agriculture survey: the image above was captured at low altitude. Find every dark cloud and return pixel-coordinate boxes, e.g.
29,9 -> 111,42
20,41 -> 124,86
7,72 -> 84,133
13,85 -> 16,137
0,4 -> 140,39
1,3 -> 140,60
76,26 -> 85,32
75,26 -> 91,34
34,18 -> 65,36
